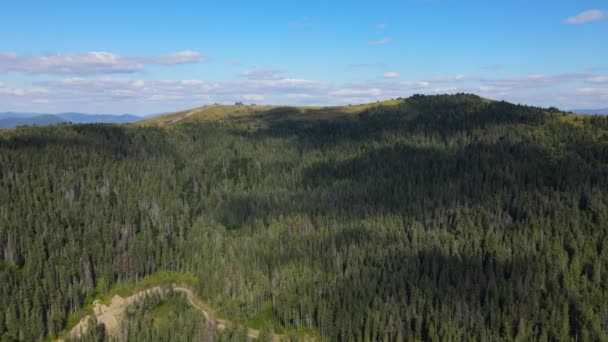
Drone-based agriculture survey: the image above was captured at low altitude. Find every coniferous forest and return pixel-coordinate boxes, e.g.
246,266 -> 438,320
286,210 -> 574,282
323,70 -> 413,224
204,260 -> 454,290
1,94 -> 608,341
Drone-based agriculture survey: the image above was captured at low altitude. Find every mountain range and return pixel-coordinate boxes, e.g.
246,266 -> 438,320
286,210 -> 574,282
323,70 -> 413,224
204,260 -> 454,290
570,108 -> 608,115
0,112 -> 157,129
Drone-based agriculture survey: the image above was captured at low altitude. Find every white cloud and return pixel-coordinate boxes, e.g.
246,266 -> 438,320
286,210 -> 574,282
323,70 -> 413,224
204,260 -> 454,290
131,80 -> 145,87
286,93 -> 313,99
479,85 -> 511,93
0,86 -> 49,96
331,88 -> 382,96
0,50 -> 207,75
239,78 -> 329,91
180,80 -> 204,86
149,94 -> 187,101
431,74 -> 476,83
430,87 -> 459,93
0,76 -> 330,113
401,81 -> 431,88
564,10 -> 605,24
2,69 -> 606,114
481,73 -> 588,89
147,50 -> 205,65
384,71 -> 399,79
242,68 -> 285,80
574,87 -> 608,102
577,87 -> 608,95
368,37 -> 393,45
377,23 -> 389,29
588,76 -> 608,83
242,94 -> 265,102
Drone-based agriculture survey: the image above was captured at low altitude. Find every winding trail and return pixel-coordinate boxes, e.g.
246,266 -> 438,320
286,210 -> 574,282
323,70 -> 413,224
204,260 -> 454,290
61,283 -> 280,341
171,285 -> 263,339
160,105 -> 219,125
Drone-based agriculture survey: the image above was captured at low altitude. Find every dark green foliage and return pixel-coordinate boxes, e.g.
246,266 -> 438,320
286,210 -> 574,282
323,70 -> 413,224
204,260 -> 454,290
1,94 -> 608,341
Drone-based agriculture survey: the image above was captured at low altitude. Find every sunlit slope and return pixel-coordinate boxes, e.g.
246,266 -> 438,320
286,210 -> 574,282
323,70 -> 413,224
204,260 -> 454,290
136,95 -> 587,128
137,99 -> 405,126
137,104 -> 274,126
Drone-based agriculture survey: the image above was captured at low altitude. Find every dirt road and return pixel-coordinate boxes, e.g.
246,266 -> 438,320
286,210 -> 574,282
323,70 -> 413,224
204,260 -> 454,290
61,283 -> 279,341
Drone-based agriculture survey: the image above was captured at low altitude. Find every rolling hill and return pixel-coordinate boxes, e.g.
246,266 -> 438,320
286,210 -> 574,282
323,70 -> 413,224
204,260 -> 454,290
1,94 -> 608,341
137,99 -> 413,126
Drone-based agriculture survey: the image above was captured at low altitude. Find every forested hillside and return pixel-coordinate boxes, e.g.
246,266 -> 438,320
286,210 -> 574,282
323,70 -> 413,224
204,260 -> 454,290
1,94 -> 608,341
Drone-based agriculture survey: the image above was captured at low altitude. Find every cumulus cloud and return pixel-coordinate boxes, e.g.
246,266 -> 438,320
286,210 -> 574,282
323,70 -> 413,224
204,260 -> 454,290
145,50 -> 206,65
480,73 -> 589,89
238,78 -> 329,91
564,10 -> 605,24
0,79 -> 49,97
384,71 -> 399,79
286,93 -> 313,99
368,37 -> 393,45
2,69 -> 607,114
400,81 -> 431,89
571,87 -> 608,103
242,68 -> 285,80
430,75 -> 476,83
0,50 -> 207,75
0,75 -> 329,112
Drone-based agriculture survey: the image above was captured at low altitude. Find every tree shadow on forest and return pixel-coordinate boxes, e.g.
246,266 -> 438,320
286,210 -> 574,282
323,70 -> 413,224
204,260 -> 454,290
274,244 -> 599,341
219,97 -> 608,339
216,94 -> 608,230
210,95 -> 607,339
257,214 -> 602,339
236,94 -> 552,151
217,137 -> 605,230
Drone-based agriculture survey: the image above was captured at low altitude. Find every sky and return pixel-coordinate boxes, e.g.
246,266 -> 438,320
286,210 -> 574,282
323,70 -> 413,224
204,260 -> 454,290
0,0 -> 607,115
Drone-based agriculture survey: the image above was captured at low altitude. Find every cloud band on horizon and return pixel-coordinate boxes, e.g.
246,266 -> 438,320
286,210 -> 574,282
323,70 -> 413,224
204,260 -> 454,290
0,50 -> 208,75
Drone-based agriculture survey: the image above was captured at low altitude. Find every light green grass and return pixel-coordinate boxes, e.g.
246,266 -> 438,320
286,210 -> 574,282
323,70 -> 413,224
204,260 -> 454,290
149,295 -> 186,329
136,98 -> 407,127
98,271 -> 197,304
558,113 -> 587,127
247,301 -> 285,334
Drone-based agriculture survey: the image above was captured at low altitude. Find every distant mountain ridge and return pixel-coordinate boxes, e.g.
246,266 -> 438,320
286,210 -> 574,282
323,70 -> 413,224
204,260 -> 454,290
0,112 -> 149,129
570,108 -> 608,115
0,115 -> 66,129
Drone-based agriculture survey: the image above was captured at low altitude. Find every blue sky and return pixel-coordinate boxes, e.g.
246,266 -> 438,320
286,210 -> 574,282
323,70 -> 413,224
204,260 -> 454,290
0,0 -> 607,114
